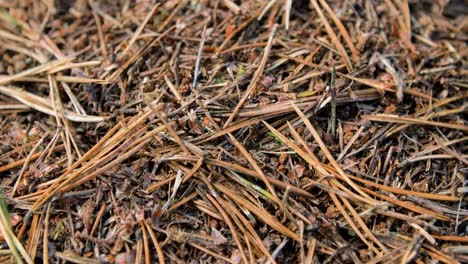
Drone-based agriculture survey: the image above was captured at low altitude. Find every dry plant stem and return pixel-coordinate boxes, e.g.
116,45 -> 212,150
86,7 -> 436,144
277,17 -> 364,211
284,0 -> 292,30
157,0 -> 187,32
0,198 -> 33,263
221,0 -> 240,14
267,122 -> 370,205
432,235 -> 468,243
401,0 -> 411,38
329,193 -> 380,255
229,89 -> 380,118
49,76 -> 74,167
277,54 -> 434,101
224,24 -> 278,128
53,76 -> 106,84
305,238 -> 316,264
57,135 -> 152,193
157,113 -> 189,155
135,240 -> 143,264
337,125 -> 366,162
329,65 -> 336,137
220,42 -> 268,54
340,197 -> 388,253
55,251 -> 100,264
61,82 -> 86,115
25,214 -> 40,258
433,134 -> 468,165
259,0 -> 277,21
143,221 -> 165,264
385,94 -> 468,138
181,157 -> 204,184
47,61 -> 102,74
164,155 -> 314,198
36,110 -> 149,194
166,192 -> 198,214
346,174 -> 459,202
26,214 -> 43,255
164,75 -> 182,102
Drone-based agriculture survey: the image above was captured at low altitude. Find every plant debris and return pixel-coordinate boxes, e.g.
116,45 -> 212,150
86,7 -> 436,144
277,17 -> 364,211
0,0 -> 467,263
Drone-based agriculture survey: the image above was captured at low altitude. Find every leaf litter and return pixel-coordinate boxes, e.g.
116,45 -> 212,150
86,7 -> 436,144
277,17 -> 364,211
0,0 -> 467,263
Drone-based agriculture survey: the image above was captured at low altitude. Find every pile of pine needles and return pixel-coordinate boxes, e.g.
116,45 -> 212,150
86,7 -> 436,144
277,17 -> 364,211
0,0 -> 467,263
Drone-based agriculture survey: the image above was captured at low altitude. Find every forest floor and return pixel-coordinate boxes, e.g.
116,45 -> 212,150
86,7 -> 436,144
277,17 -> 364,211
0,0 -> 467,263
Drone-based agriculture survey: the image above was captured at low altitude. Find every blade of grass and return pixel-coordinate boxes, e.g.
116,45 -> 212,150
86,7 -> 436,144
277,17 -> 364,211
0,189 -> 33,264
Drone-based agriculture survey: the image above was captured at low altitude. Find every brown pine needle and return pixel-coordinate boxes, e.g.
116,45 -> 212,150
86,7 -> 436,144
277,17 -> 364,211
224,24 -> 278,128
139,221 -> 151,264
119,4 -> 160,60
216,183 -> 300,241
317,0 -> 359,62
206,194 -> 249,264
188,241 -> 235,264
0,57 -> 73,85
42,203 -> 51,264
11,131 -> 49,197
0,86 -> 107,122
291,101 -> 376,202
228,133 -> 279,202
217,196 -> 278,264
283,122 -> 384,254
0,191 -> 33,264
310,0 -> 353,71
363,114 -> 468,132
364,188 -> 451,221
143,221 -> 165,264
0,2 -> 465,262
